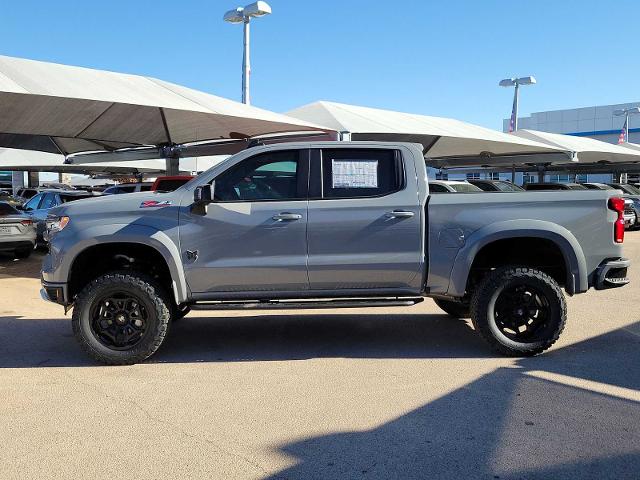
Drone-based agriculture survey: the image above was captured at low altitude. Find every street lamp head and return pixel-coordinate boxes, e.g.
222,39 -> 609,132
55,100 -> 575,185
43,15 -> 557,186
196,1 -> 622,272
516,75 -> 536,85
243,1 -> 272,17
499,78 -> 515,87
223,7 -> 245,23
613,107 -> 640,116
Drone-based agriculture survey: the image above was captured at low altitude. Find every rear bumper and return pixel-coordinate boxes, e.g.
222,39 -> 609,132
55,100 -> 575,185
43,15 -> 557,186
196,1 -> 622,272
594,258 -> 631,290
0,239 -> 35,251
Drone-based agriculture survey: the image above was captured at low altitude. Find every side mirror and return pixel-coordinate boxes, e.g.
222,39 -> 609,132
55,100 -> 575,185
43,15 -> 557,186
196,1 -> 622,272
193,182 -> 214,204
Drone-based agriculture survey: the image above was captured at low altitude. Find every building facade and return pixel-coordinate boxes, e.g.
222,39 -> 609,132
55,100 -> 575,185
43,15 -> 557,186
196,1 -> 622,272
439,102 -> 640,184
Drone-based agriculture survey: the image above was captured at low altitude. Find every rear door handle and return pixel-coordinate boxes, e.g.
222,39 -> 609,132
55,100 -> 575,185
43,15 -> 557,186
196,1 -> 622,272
386,210 -> 415,219
272,212 -> 303,221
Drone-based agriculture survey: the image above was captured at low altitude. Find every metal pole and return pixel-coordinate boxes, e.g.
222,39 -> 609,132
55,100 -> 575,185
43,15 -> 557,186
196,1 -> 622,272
513,82 -> 520,131
242,17 -> 250,104
626,111 -> 630,143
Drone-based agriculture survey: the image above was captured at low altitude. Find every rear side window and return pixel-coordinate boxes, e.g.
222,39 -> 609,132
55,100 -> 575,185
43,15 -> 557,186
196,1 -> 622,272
320,149 -> 403,199
0,202 -> 18,215
429,184 -> 449,193
60,194 -> 92,203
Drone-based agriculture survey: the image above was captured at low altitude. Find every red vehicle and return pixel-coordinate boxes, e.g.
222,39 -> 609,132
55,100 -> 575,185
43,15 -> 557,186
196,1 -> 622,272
150,176 -> 194,192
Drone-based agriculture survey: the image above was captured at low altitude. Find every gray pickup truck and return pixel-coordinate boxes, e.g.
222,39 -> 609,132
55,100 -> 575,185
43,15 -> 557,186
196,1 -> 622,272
41,142 -> 630,364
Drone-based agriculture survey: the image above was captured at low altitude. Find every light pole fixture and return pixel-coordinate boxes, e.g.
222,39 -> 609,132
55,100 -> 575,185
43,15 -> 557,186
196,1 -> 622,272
499,76 -> 536,132
613,106 -> 640,144
223,1 -> 272,105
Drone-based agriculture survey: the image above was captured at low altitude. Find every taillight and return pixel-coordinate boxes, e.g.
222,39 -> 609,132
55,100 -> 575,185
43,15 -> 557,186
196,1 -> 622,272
608,197 -> 625,244
20,219 -> 33,226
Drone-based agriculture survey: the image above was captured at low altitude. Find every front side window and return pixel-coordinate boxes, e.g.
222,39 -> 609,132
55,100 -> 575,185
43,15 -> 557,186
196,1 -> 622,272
214,150 -> 303,202
321,149 -> 403,199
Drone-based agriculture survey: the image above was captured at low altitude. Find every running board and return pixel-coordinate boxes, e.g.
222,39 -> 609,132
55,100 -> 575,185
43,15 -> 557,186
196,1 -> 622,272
190,297 -> 424,311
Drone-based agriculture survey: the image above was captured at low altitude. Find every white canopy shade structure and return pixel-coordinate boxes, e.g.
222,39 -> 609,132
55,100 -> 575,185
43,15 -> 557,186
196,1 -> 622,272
0,148 -> 170,175
512,130 -> 640,165
286,101 -> 571,168
0,55 -> 332,173
0,148 -> 230,176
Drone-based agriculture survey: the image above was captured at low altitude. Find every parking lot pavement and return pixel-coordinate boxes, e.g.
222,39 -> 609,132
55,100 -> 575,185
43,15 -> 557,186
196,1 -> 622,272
0,238 -> 638,480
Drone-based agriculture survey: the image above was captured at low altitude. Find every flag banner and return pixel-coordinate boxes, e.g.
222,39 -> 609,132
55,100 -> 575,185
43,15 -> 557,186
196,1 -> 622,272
618,117 -> 628,144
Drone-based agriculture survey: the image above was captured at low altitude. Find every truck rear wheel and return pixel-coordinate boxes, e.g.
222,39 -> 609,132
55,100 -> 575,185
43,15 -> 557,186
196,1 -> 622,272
72,272 -> 171,365
433,298 -> 470,318
470,267 -> 566,356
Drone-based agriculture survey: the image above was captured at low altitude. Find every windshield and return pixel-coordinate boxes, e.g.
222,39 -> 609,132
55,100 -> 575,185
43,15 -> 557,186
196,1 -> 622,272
620,184 -> 640,195
451,183 -> 483,193
495,182 -> 524,192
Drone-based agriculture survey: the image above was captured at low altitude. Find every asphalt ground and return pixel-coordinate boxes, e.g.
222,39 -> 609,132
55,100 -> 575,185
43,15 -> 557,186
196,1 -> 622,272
0,234 -> 638,479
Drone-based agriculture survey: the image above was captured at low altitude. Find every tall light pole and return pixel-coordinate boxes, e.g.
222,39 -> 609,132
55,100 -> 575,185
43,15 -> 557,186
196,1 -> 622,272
613,106 -> 640,144
223,1 -> 272,105
499,76 -> 536,182
499,76 -> 536,132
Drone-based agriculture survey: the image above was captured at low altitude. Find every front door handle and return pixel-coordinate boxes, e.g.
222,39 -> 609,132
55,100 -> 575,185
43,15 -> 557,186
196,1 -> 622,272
272,212 -> 303,221
386,210 -> 415,219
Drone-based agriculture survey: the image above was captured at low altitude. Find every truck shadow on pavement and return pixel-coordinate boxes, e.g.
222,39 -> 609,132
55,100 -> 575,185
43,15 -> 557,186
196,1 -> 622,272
0,311 -> 489,368
264,322 -> 640,480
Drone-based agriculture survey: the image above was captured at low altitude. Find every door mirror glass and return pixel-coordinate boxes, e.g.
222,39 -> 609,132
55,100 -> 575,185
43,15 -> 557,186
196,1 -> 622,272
194,183 -> 214,204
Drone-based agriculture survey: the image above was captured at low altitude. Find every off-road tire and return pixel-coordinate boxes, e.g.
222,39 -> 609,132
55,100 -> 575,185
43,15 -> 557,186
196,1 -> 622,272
72,272 -> 171,365
470,266 -> 566,356
433,298 -> 470,318
14,248 -> 32,259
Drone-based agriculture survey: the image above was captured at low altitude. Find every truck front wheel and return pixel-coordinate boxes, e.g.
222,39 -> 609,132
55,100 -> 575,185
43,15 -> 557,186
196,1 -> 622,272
72,272 -> 171,365
470,267 -> 566,356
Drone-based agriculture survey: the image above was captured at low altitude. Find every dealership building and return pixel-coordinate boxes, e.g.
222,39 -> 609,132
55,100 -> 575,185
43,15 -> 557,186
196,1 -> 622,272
444,102 -> 640,184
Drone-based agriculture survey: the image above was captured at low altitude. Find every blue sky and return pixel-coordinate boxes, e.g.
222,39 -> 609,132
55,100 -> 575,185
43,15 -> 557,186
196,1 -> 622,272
1,0 -> 638,130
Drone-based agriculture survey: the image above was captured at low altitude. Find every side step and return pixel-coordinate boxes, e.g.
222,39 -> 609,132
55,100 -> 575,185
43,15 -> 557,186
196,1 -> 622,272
191,297 -> 424,311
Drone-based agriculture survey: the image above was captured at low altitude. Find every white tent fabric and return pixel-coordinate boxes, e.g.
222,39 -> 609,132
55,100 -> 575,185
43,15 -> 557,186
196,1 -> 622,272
286,101 -> 568,165
0,55 -> 330,156
0,148 -> 181,174
512,130 -> 640,164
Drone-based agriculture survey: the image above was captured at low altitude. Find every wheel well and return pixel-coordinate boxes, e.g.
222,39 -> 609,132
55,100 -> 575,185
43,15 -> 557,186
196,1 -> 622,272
467,237 -> 568,294
68,243 -> 174,304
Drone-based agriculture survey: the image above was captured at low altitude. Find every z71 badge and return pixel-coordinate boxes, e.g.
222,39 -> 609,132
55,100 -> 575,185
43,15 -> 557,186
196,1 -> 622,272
140,200 -> 172,208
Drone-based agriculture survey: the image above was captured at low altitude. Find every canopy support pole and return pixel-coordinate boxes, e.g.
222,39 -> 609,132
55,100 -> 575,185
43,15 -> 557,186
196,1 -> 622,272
511,165 -> 516,183
163,145 -> 180,176
537,165 -> 546,183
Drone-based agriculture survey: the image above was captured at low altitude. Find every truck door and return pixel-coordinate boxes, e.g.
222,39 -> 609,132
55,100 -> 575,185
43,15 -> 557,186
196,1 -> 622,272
180,149 -> 310,294
307,147 -> 423,292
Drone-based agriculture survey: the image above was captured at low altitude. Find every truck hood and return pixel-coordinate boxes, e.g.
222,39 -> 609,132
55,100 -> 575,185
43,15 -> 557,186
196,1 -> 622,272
50,191 -> 181,217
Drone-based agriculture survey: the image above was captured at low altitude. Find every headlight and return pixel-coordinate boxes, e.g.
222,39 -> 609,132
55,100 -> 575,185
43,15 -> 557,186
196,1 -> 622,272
45,216 -> 70,241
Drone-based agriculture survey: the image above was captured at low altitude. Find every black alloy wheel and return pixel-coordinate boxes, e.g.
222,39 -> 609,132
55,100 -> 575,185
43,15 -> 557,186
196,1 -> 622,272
90,293 -> 149,350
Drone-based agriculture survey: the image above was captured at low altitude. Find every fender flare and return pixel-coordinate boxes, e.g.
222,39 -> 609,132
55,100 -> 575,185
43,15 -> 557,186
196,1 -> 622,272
62,223 -> 189,304
447,219 -> 588,297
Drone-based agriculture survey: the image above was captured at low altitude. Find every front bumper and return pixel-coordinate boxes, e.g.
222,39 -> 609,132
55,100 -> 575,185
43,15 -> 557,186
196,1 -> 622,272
40,281 -> 70,306
594,258 -> 631,290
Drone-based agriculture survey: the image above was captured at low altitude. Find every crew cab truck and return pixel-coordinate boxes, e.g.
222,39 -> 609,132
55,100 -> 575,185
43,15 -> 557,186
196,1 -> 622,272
41,142 -> 631,365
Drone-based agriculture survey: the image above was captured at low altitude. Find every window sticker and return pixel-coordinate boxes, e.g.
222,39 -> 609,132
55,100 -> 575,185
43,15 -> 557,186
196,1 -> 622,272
332,160 -> 378,188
